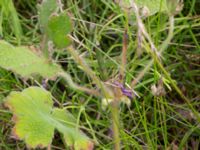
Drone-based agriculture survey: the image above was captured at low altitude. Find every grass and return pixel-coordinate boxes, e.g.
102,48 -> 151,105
0,0 -> 200,149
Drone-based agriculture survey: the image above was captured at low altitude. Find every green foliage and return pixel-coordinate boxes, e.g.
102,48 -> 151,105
135,0 -> 167,15
116,0 -> 167,16
0,0 -> 199,149
0,0 -> 22,44
38,0 -> 72,48
4,86 -> 93,149
52,109 -> 94,150
166,0 -> 184,15
0,40 -> 62,78
38,0 -> 58,31
47,13 -> 72,48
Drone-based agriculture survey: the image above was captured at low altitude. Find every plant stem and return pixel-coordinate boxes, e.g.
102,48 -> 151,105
110,101 -> 120,150
120,29 -> 128,82
59,72 -> 100,96
67,46 -> 101,88
159,16 -> 174,53
68,35 -> 122,148
67,37 -> 110,98
41,34 -> 50,59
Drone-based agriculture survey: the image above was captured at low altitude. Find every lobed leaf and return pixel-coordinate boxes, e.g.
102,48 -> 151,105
4,87 -> 94,149
0,40 -> 62,78
4,87 -> 54,148
52,109 -> 94,150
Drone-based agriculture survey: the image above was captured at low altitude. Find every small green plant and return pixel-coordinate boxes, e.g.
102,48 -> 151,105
0,0 -> 198,150
5,87 -> 93,149
1,0 -> 94,149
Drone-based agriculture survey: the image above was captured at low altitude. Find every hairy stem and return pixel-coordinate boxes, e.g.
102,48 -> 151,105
111,101 -> 120,150
68,35 -> 109,98
120,29 -> 128,82
67,47 -> 102,86
59,72 -> 100,96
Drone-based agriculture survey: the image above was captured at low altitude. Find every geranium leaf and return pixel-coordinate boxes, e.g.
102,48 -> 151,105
52,109 -> 94,150
47,13 -> 72,48
4,87 -> 54,148
4,87 -> 94,149
0,40 -> 62,78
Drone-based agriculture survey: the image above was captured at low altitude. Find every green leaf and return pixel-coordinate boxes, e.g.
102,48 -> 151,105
116,0 -> 167,17
166,0 -> 184,15
4,87 -> 54,148
136,0 -> 167,15
38,0 -> 58,31
47,13 -> 72,48
4,87 -> 94,149
52,109 -> 94,150
0,40 -> 62,78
